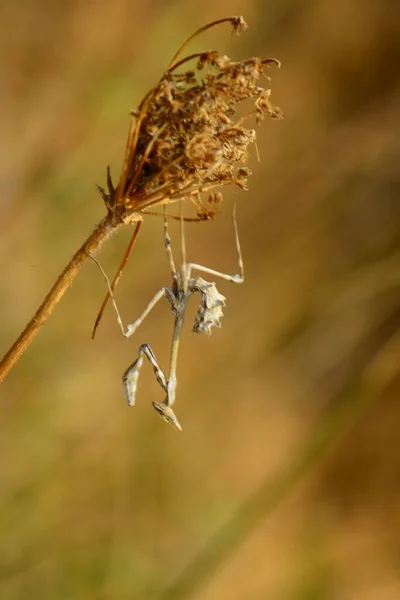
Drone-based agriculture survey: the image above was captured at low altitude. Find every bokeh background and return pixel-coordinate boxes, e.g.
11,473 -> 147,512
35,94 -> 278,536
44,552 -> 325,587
1,1 -> 400,598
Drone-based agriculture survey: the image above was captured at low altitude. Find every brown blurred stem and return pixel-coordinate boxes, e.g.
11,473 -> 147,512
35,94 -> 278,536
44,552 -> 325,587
0,213 -> 122,384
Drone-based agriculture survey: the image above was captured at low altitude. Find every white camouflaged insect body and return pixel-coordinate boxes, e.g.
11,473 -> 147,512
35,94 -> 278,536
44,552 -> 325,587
91,202 -> 243,431
191,278 -> 226,335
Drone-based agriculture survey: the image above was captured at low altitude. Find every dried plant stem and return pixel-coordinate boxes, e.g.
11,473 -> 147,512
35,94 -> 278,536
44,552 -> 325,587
91,220 -> 142,339
0,214 -> 122,384
167,17 -> 244,69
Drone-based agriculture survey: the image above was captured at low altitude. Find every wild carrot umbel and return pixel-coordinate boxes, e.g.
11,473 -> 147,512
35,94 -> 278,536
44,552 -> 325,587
0,16 -> 281,384
98,16 -> 280,219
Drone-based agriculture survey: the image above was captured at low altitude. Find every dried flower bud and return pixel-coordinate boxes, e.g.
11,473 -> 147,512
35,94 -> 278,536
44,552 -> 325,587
231,16 -> 248,35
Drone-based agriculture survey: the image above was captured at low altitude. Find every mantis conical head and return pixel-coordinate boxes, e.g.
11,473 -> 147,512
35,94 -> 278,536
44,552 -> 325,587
152,401 -> 182,432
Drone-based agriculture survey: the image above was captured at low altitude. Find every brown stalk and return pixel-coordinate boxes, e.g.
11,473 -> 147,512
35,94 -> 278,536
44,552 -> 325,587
167,16 -> 247,69
91,220 -> 142,339
0,214 -> 120,384
0,15 -> 281,384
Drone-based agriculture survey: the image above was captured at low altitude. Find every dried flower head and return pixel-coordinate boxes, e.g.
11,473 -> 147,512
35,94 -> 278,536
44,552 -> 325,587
97,16 -> 281,224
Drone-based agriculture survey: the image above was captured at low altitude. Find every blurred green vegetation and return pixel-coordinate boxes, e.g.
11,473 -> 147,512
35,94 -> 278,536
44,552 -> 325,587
1,0 -> 400,598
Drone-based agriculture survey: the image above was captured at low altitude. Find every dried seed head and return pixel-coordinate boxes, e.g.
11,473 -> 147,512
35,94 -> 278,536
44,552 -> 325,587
102,17 -> 281,221
231,16 -> 248,35
185,133 -> 224,169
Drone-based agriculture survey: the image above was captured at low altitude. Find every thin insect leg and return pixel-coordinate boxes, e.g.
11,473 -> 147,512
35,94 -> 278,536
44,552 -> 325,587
90,254 -> 166,338
124,289 -> 167,338
163,206 -> 177,282
123,343 -> 167,406
180,202 -> 188,292
122,331 -> 182,431
185,200 -> 244,284
92,219 -> 142,339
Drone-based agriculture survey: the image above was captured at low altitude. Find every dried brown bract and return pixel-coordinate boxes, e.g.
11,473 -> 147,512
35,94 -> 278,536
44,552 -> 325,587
97,16 -> 282,225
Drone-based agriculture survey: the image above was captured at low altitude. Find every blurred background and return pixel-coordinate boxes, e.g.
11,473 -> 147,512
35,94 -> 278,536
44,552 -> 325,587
1,1 -> 400,598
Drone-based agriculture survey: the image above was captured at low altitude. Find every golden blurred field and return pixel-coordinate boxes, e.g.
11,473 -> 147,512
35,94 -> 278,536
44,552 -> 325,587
1,1 -> 400,598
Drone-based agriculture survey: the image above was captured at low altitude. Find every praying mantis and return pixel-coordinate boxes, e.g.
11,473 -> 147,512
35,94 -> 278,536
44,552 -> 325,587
90,201 -> 244,431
